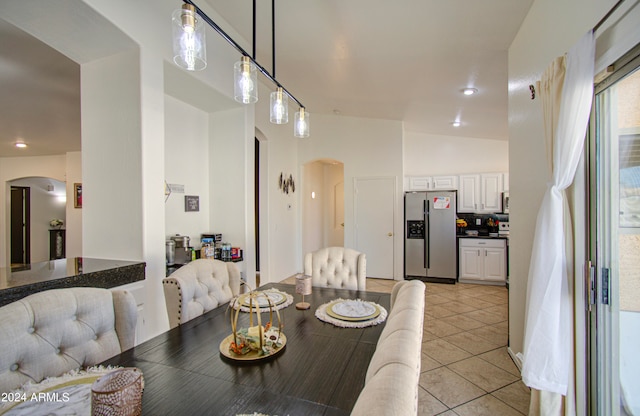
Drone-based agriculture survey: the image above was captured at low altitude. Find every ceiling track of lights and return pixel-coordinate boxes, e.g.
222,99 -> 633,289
172,0 -> 310,137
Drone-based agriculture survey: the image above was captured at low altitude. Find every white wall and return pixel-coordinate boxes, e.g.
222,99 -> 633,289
302,161 -> 325,256
9,177 -> 66,263
403,132 -> 509,175
508,0 -> 617,360
65,152 -> 82,259
297,113 -> 405,280
164,95 -> 210,248
324,163 -> 344,247
210,107 -> 257,287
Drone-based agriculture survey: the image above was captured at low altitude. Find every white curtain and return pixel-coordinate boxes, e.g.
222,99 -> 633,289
522,31 -> 595,414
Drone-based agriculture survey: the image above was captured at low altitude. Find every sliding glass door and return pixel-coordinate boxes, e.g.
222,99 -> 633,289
590,44 -> 640,416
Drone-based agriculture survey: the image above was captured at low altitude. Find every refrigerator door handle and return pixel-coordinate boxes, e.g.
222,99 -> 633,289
424,199 -> 430,270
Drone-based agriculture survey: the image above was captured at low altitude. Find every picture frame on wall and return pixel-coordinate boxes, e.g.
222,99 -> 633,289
185,195 -> 200,212
74,183 -> 82,208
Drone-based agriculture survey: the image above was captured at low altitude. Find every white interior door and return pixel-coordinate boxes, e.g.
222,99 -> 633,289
354,177 -> 395,279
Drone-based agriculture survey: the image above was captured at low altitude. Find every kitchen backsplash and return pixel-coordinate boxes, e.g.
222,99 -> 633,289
456,213 -> 509,235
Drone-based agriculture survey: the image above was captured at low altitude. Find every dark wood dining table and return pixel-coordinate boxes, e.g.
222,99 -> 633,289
102,283 -> 391,416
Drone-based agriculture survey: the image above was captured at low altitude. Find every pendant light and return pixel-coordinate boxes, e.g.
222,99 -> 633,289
270,87 -> 288,124
294,107 -> 310,138
234,56 -> 258,104
171,1 -> 309,137
172,4 -> 207,71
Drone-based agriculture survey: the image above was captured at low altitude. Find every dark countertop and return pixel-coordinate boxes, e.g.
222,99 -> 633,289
0,257 -> 146,307
457,234 -> 509,240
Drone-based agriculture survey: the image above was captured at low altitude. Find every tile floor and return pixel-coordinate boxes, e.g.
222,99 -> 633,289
282,276 -> 531,415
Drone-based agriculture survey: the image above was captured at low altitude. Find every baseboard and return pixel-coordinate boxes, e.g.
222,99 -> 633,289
507,346 -> 523,371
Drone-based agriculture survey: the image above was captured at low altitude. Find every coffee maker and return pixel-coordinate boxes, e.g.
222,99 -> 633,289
169,234 -> 191,265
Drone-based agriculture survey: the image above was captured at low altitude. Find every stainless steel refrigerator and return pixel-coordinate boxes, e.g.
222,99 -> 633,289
405,191 -> 457,283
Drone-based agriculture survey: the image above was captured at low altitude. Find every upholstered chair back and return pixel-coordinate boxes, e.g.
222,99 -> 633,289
304,246 -> 366,291
162,259 -> 241,328
0,287 -> 137,393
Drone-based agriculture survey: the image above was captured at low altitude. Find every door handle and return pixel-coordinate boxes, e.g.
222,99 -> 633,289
388,232 -> 393,237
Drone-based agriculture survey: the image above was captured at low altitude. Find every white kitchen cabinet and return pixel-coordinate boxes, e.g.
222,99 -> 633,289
408,176 -> 432,191
432,175 -> 458,190
502,172 -> 509,191
458,238 -> 506,284
457,173 -> 503,213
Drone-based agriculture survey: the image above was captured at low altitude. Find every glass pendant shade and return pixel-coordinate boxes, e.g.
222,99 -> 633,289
270,87 -> 289,124
234,56 -> 258,104
294,108 -> 310,138
172,4 -> 206,71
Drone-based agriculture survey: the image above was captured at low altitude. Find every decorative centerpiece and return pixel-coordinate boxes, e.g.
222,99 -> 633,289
220,290 -> 286,361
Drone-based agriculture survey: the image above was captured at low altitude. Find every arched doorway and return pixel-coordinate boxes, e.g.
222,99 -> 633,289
9,177 -> 66,269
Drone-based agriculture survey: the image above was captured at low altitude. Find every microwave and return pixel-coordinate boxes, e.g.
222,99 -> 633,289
502,192 -> 510,213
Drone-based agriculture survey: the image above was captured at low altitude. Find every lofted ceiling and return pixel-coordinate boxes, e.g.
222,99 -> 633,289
0,0 -> 533,157
205,0 -> 533,139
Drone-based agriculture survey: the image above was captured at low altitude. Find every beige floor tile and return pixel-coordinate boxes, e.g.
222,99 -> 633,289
492,381 -> 531,414
482,293 -> 509,305
477,348 -> 521,376
436,291 -> 475,301
425,319 -> 466,338
422,329 -> 440,342
434,411 -> 459,416
493,320 -> 509,331
440,314 -> 486,331
419,367 -> 485,409
461,309 -> 506,325
439,301 -> 478,314
452,394 -> 524,416
483,304 -> 509,320
443,332 -> 500,355
422,339 -> 472,365
447,357 -> 519,392
457,296 -> 497,309
425,294 -> 453,305
418,387 -> 449,415
426,304 -> 460,318
467,324 -> 508,346
421,352 -> 444,372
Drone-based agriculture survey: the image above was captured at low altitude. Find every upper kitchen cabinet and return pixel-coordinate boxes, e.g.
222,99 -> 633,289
407,176 -> 432,191
432,175 -> 458,190
406,175 -> 457,191
503,173 -> 509,191
458,173 -> 504,213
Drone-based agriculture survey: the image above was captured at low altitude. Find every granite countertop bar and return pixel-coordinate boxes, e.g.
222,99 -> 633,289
0,258 -> 146,307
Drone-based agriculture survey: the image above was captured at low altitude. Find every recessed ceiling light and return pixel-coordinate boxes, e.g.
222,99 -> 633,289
452,121 -> 461,127
462,88 -> 478,96
15,142 -> 27,148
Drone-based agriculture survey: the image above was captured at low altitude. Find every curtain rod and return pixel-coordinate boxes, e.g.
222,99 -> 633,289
593,0 -> 627,32
182,0 -> 305,109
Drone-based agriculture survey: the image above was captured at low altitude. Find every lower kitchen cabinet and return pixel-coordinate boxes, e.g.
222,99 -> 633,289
458,238 -> 506,284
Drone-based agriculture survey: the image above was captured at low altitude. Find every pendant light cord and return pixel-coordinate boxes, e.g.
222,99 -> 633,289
272,0 -> 276,79
252,0 -> 256,59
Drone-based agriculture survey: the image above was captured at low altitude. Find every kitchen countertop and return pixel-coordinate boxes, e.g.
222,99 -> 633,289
0,258 -> 145,307
457,234 -> 509,240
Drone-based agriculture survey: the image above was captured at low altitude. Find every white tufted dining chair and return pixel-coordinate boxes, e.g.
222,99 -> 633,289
304,247 -> 366,291
0,287 -> 137,394
162,259 -> 241,328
